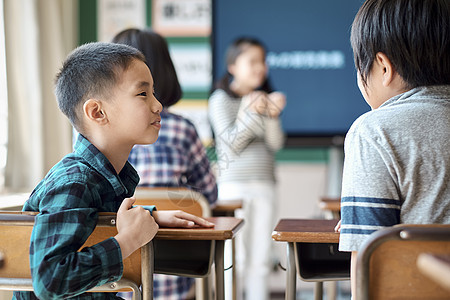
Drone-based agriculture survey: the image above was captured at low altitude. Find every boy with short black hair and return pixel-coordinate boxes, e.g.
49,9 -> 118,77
336,0 -> 450,295
14,42 -> 213,299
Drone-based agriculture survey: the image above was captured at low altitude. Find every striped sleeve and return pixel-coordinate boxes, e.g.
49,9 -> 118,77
209,90 -> 265,155
339,115 -> 402,252
264,118 -> 285,152
339,196 -> 400,248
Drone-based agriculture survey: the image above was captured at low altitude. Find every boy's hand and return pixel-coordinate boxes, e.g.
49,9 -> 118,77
334,220 -> 341,232
115,197 -> 159,258
152,210 -> 215,228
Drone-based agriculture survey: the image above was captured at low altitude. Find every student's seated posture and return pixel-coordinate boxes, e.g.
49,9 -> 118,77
336,0 -> 450,295
14,42 -> 213,300
112,28 -> 218,300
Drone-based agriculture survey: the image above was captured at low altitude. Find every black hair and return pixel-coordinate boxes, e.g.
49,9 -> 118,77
111,28 -> 182,108
351,0 -> 450,89
214,37 -> 273,97
54,42 -> 145,131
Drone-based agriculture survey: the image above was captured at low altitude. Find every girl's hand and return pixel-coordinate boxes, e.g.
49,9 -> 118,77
152,210 -> 215,228
242,91 -> 268,115
115,197 -> 159,258
266,92 -> 286,118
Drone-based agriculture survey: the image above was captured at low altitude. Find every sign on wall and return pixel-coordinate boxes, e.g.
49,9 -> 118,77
152,0 -> 211,36
98,0 -> 146,42
169,43 -> 212,92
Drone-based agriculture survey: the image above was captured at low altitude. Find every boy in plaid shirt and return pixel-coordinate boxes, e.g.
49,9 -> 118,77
14,42 -> 213,300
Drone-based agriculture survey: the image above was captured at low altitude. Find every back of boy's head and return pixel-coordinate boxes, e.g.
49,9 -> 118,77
111,28 -> 182,108
55,42 -> 145,132
351,0 -> 450,89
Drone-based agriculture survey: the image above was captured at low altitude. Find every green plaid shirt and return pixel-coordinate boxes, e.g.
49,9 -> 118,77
14,135 -> 140,299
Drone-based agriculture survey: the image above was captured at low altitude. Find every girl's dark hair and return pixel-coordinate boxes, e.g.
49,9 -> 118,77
214,37 -> 273,97
351,0 -> 450,89
112,28 -> 182,107
55,42 -> 145,131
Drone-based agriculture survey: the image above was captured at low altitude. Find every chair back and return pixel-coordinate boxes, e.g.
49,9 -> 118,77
133,187 -> 214,281
0,211 -> 149,299
356,224 -> 450,300
133,187 -> 211,217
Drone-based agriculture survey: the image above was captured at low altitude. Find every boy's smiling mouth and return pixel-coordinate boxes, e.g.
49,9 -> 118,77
151,117 -> 161,127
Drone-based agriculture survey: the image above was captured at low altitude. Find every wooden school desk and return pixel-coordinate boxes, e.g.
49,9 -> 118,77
0,213 -> 242,300
212,200 -> 243,217
155,217 -> 244,300
272,219 -> 350,300
318,197 -> 341,219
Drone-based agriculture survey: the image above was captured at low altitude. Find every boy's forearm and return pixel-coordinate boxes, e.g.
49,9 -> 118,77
31,237 -> 123,299
30,210 -> 123,299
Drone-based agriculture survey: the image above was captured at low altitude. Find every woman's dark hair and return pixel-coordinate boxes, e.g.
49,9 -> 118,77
112,28 -> 182,107
214,37 -> 273,97
351,0 -> 450,89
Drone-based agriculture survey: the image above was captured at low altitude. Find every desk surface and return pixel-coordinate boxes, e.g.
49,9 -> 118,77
156,217 -> 244,241
0,212 -> 244,242
272,219 -> 340,243
213,200 -> 243,213
318,197 -> 341,212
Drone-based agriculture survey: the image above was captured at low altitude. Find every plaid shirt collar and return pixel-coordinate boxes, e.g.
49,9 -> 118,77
74,134 -> 139,198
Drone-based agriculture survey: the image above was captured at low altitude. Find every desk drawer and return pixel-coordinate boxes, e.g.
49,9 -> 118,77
295,242 -> 351,281
153,240 -> 214,277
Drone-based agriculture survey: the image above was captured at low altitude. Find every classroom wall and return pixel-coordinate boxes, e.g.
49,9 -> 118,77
77,0 -> 341,219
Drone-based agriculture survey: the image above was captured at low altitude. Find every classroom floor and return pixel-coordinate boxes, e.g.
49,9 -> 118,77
270,289 -> 351,300
0,287 -> 352,300
0,269 -> 351,300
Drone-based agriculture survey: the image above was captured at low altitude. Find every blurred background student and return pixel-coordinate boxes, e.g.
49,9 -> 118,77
208,37 -> 286,300
112,28 -> 218,300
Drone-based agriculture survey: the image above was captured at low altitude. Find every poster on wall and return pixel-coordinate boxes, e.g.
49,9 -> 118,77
152,0 -> 211,36
98,0 -> 146,42
169,43 -> 212,93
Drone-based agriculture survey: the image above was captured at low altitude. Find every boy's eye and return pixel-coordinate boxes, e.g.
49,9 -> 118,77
137,91 -> 147,97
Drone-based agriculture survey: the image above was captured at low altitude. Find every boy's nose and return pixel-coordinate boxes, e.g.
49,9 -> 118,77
152,98 -> 163,113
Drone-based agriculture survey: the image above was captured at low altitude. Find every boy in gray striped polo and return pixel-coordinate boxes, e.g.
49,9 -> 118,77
336,0 -> 450,296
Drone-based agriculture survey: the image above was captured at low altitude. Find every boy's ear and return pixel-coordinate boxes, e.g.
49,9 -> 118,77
83,99 -> 108,125
375,52 -> 395,87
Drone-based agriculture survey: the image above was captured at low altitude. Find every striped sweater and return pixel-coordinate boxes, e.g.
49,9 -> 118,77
208,89 -> 285,183
339,85 -> 450,252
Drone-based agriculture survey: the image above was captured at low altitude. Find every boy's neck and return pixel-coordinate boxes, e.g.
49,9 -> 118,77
84,132 -> 132,175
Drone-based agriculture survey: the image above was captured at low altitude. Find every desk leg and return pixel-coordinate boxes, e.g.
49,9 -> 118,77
215,240 -> 225,300
195,277 -> 211,300
141,241 -> 154,300
231,238 -> 236,300
286,242 -> 296,300
314,282 -> 323,300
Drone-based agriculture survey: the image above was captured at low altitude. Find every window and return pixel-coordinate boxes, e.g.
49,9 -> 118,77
0,0 -> 7,192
